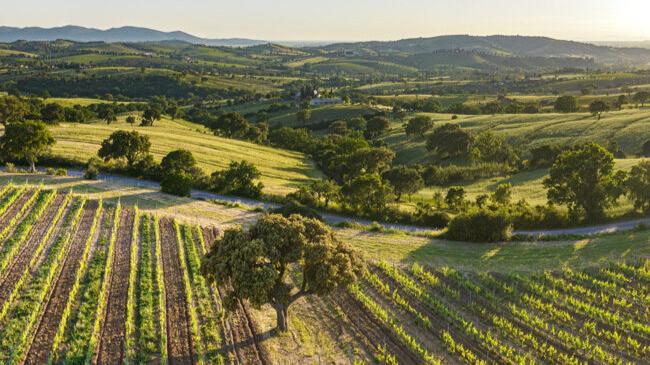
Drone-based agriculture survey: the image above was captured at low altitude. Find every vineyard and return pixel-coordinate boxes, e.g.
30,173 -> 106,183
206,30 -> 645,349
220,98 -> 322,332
0,183 -> 648,364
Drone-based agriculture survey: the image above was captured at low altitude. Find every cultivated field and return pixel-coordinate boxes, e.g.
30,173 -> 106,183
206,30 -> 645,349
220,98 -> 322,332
0,181 -> 648,364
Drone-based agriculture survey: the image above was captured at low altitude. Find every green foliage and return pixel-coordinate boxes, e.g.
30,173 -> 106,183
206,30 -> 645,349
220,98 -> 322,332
554,95 -> 579,113
382,166 -> 424,201
426,124 -> 473,159
210,160 -> 264,198
140,106 -> 162,126
208,112 -> 268,143
161,170 -> 193,197
544,143 -> 626,222
493,183 -> 513,205
471,131 -> 518,166
589,100 -> 609,120
404,116 -> 434,138
268,127 -> 314,153
0,95 -> 27,126
98,130 -> 151,167
632,91 -> 650,107
342,173 -> 395,214
446,209 -> 513,242
365,116 -> 390,139
41,103 -> 66,124
201,214 -> 364,331
625,161 -> 650,213
0,120 -> 56,172
445,187 -> 466,211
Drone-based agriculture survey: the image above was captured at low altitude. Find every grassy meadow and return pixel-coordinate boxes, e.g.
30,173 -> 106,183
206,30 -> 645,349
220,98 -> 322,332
385,108 -> 650,164
1,116 -> 323,195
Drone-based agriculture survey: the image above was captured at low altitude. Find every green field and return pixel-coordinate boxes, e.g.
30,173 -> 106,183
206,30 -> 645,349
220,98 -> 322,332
385,109 -> 650,164
268,104 -> 378,127
1,116 -> 323,195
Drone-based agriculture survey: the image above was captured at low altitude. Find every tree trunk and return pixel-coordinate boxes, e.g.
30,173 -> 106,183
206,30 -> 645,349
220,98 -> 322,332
275,305 -> 289,332
30,160 -> 36,173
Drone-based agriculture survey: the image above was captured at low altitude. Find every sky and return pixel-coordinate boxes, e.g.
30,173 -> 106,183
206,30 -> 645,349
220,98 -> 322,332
1,0 -> 649,42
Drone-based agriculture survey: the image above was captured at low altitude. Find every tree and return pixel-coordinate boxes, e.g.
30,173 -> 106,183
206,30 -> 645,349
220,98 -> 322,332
201,214 -> 364,332
308,180 -> 340,207
471,131 -> 518,165
268,127 -> 314,153
341,173 -> 394,214
492,183 -> 512,205
614,95 -> 628,110
382,166 -> 424,201
0,96 -> 27,127
126,115 -> 136,125
98,107 -> 117,125
589,100 -> 609,120
210,112 -> 250,138
632,91 -> 650,107
365,117 -> 390,139
544,143 -> 626,222
98,130 -> 151,167
159,149 -> 204,196
480,101 -> 502,115
529,145 -> 564,168
0,121 -> 55,172
345,147 -> 395,178
445,187 -> 466,210
625,161 -> 650,213
296,107 -> 311,126
426,124 -> 473,159
160,170 -> 193,197
210,160 -> 264,198
141,106 -> 162,126
554,95 -> 578,113
40,103 -> 65,124
404,116 -> 434,138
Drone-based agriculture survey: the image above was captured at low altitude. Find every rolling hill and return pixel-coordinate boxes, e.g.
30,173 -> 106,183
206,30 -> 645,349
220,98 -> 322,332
0,25 -> 266,47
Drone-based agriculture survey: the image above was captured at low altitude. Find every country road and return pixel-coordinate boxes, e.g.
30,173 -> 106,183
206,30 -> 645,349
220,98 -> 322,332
4,168 -> 649,238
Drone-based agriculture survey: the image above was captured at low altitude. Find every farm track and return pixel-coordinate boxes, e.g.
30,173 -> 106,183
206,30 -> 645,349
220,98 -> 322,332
0,194 -> 69,313
336,290 -> 420,365
160,217 -> 194,364
96,209 -> 135,365
24,200 -> 100,364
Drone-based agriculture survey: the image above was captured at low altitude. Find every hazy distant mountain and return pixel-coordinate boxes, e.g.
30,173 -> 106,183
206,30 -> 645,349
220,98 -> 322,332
320,35 -> 650,66
593,41 -> 650,50
0,25 -> 267,47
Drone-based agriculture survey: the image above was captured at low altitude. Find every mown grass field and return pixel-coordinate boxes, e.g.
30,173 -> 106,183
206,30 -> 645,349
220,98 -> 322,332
268,104 -> 378,127
0,116 -> 323,196
385,108 -> 650,164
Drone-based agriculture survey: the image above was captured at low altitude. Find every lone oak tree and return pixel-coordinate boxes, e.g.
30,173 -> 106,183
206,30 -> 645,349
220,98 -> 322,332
98,130 -> 151,167
0,120 -> 55,172
201,214 -> 365,332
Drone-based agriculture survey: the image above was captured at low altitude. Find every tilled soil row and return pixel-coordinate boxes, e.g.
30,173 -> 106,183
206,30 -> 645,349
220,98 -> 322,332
202,226 -> 270,365
335,290 -> 420,365
160,217 -> 195,365
24,201 -> 101,364
96,209 -> 136,365
0,194 -> 69,312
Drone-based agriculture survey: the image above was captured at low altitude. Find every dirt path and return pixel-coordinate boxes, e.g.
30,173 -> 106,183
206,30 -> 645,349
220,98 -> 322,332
0,194 -> 69,314
160,217 -> 195,364
24,201 -> 101,364
96,209 -> 135,365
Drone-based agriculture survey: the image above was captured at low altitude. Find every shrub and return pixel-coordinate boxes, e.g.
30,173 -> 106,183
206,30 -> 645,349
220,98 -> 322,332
271,201 -> 323,221
418,211 -> 451,229
160,171 -> 193,197
46,167 -> 56,175
55,168 -> 67,176
5,163 -> 17,173
84,166 -> 99,180
446,210 -> 513,243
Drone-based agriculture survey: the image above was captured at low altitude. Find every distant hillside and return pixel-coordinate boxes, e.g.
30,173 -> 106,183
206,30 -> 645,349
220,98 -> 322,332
594,41 -> 650,50
0,25 -> 267,47
320,35 -> 650,67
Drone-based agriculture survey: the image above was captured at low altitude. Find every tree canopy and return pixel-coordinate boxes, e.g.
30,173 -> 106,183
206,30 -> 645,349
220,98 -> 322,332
554,95 -> 579,113
201,214 -> 365,332
98,130 -> 151,167
426,124 -> 473,159
210,160 -> 264,198
404,116 -> 434,138
382,166 -> 424,201
544,143 -> 626,222
0,96 -> 28,127
0,120 -> 55,172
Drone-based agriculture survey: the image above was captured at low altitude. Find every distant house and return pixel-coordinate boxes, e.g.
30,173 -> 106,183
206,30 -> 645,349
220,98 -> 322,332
310,97 -> 343,107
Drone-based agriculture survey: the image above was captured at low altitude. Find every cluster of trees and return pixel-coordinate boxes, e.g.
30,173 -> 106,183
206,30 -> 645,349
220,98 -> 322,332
444,142 -> 650,242
94,130 -> 265,198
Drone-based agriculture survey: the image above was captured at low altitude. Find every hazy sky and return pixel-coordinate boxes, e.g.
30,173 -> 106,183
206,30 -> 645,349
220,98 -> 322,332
2,0 -> 649,42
